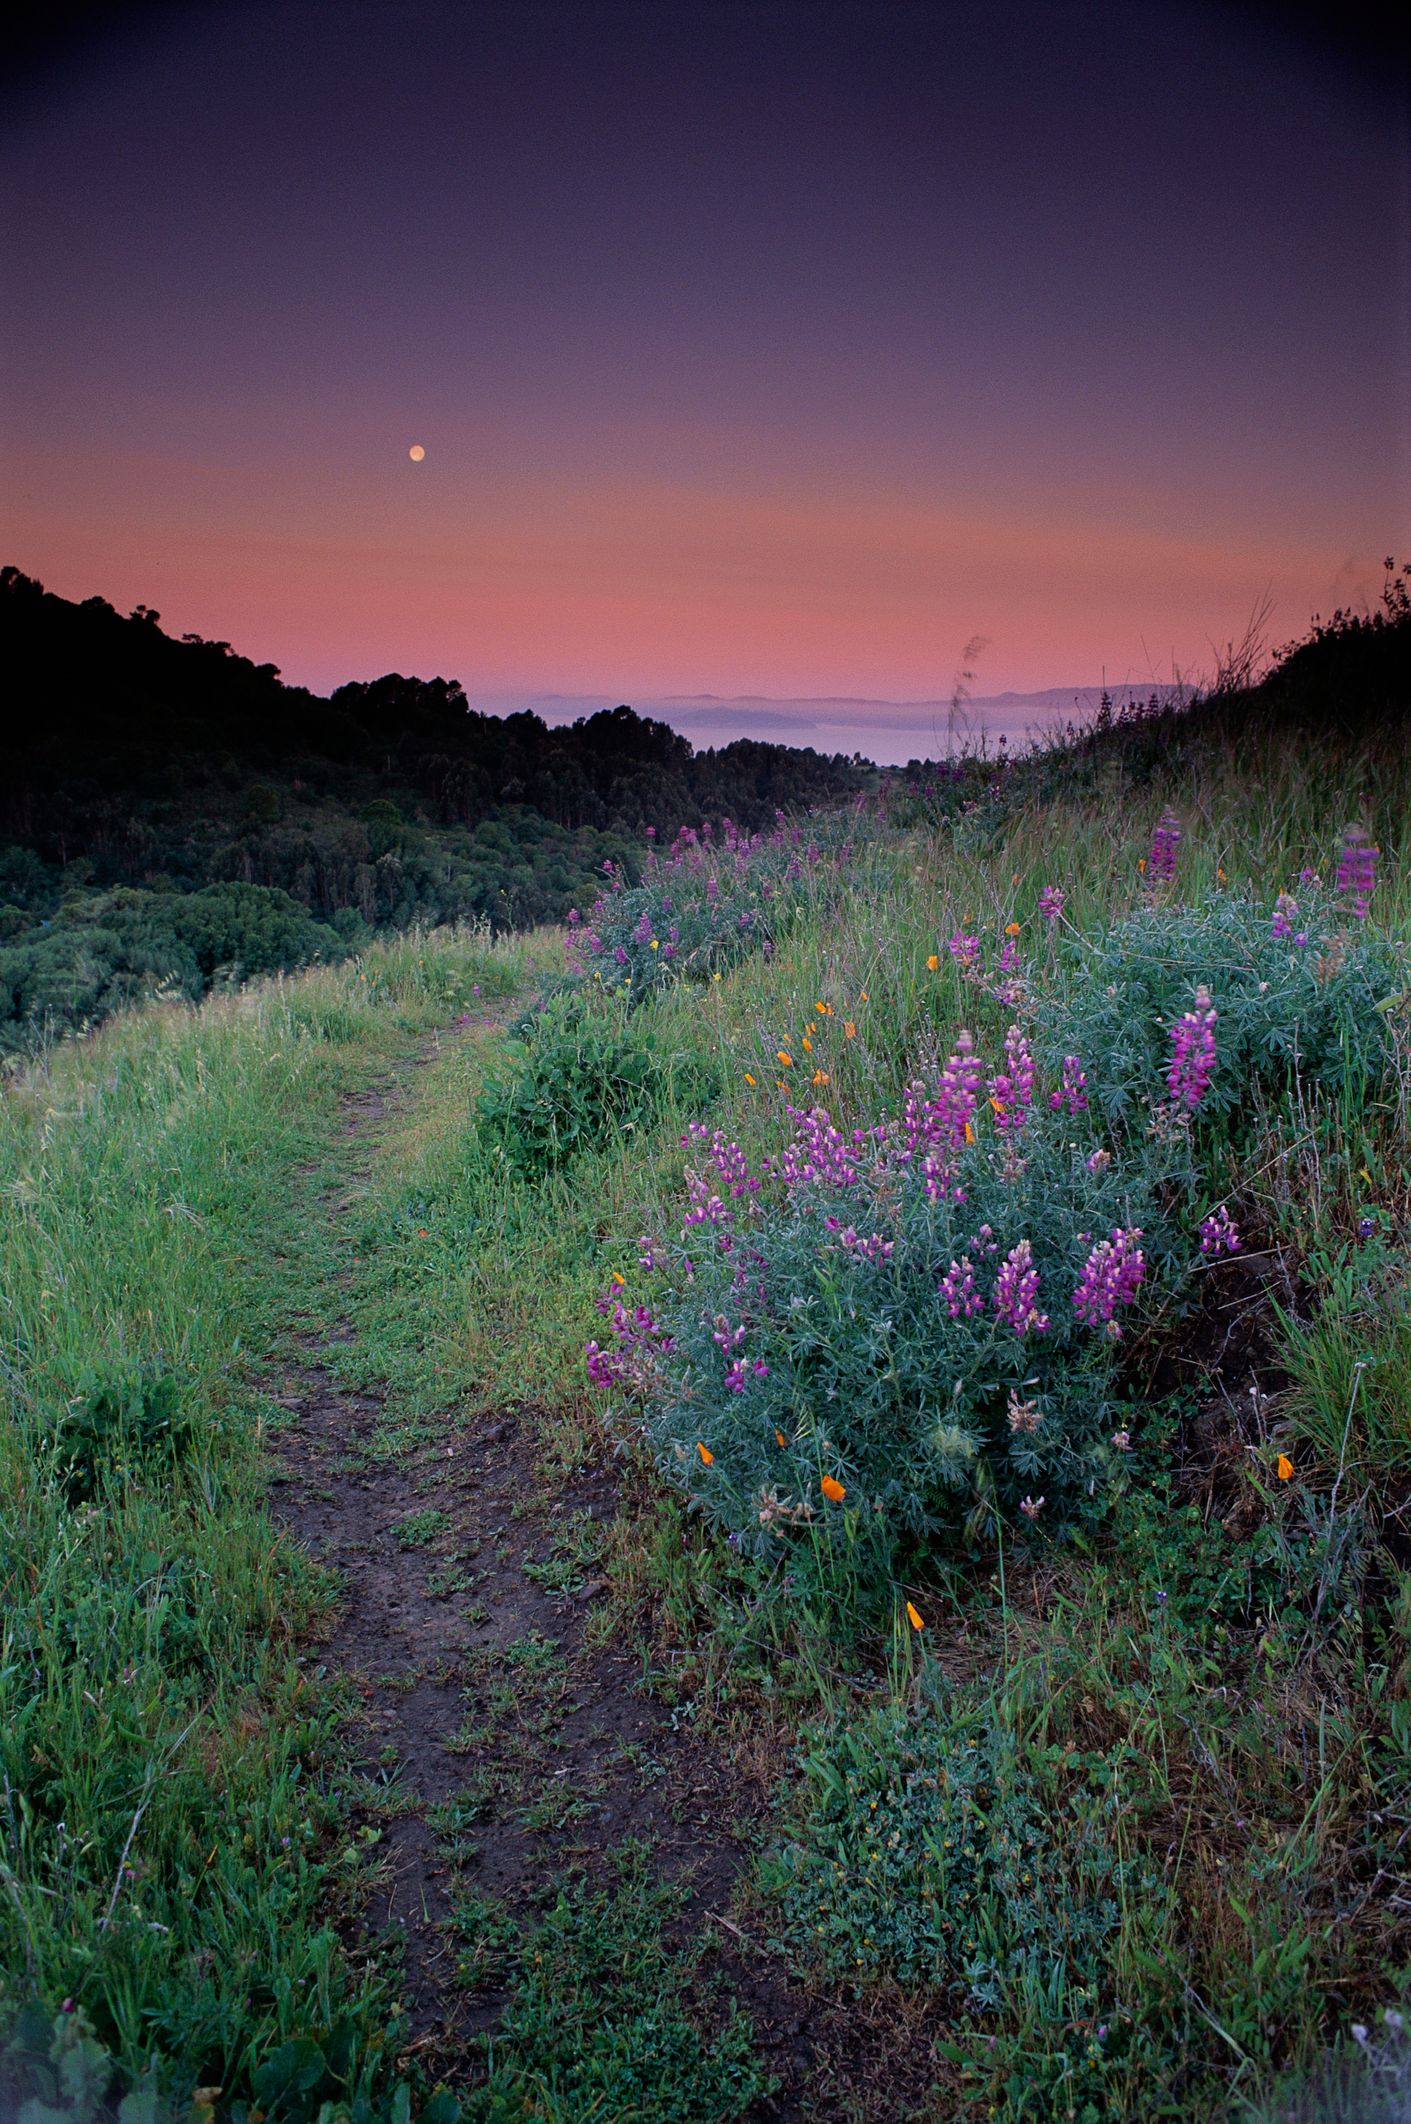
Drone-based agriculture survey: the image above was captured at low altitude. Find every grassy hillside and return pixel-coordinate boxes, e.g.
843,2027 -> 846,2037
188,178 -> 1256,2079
2,596 -> 1410,2122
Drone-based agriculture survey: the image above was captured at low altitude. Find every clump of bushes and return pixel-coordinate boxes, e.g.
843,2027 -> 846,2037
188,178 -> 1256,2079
0,882 -> 343,1053
566,805 -> 873,1004
586,880 -> 1404,1610
474,994 -> 719,1179
588,1021 -> 1183,1597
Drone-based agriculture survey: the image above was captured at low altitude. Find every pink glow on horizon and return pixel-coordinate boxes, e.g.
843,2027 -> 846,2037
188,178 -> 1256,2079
2,449 -> 1384,707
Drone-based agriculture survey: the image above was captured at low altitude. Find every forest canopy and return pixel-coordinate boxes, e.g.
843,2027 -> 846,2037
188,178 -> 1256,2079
0,567 -> 876,1047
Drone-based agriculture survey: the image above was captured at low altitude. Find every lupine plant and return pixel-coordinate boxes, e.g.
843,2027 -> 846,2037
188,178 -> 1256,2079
586,1019 -> 1198,1602
564,803 -> 874,1004
1032,876 -> 1404,1143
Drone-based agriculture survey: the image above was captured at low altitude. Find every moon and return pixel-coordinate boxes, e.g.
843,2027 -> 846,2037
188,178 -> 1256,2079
408,443 -> 426,462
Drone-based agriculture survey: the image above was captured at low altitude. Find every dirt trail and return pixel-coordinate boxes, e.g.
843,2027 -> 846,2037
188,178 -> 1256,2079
263,1039 -> 865,2110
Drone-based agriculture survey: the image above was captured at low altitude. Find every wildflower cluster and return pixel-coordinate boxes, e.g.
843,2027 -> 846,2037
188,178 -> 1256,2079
1336,823 -> 1379,921
1146,808 -> 1182,885
1035,883 -> 1403,1145
1166,985 -> 1218,1110
586,1016 -> 1198,1593
566,804 -> 870,1003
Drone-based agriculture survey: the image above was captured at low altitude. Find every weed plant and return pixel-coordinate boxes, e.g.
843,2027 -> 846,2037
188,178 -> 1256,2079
474,990 -> 719,1179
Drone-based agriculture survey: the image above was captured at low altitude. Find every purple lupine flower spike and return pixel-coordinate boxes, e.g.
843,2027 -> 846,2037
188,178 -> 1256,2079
1167,985 -> 1217,1109
1336,824 -> 1378,920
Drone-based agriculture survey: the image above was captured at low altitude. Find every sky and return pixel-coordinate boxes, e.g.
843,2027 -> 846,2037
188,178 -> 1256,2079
1,0 -> 1406,758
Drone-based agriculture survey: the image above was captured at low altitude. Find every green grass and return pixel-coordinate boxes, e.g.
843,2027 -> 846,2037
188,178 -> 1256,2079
0,929 -> 532,2118
3,675 -> 1410,2121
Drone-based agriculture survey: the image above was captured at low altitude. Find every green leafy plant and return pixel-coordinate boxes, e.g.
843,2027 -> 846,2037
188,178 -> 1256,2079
45,1365 -> 191,1503
474,995 -> 718,1178
467,1847 -> 772,2122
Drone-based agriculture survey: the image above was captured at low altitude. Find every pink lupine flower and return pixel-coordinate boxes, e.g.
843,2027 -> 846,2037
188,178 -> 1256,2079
1073,1227 -> 1146,1329
988,1023 -> 1035,1131
1037,884 -> 1065,924
939,1256 -> 982,1317
993,1240 -> 1049,1337
1271,892 -> 1299,940
1019,1494 -> 1046,1520
1167,986 -> 1218,1109
893,1034 -> 983,1200
1147,809 -> 1182,883
1048,1054 -> 1089,1116
783,1106 -> 867,1191
1336,824 -> 1378,920
1199,1205 -> 1241,1256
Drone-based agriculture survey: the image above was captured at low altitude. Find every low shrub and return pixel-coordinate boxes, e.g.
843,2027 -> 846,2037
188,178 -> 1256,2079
762,1673 -> 1175,2117
1033,882 -> 1404,1146
474,995 -> 719,1178
588,1021 -> 1189,1602
45,1365 -> 191,1504
566,805 -> 873,1004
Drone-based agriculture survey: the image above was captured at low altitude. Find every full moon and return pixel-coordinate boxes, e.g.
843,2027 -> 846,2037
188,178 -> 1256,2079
408,443 -> 425,462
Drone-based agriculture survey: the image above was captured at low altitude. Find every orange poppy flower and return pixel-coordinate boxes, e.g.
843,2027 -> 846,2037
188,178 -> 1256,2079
697,1441 -> 714,1466
744,1071 -> 756,1085
775,1429 -> 787,1447
820,1474 -> 846,1502
906,1601 -> 925,1631
777,1050 -> 793,1066
926,954 -> 939,971
1276,1453 -> 1294,1481
844,1021 -> 856,1038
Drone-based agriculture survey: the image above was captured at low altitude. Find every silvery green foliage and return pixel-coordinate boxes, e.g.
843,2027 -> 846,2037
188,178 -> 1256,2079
593,1049 -> 1185,1594
1243,2009 -> 1411,2124
1035,887 -> 1404,1138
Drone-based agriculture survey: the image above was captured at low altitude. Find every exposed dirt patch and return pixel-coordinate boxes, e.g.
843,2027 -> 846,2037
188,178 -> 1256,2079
264,1039 -> 940,2117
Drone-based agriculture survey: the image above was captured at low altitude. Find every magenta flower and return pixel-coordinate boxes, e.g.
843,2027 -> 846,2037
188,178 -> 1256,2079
1147,809 -> 1182,883
1048,1054 -> 1089,1116
893,1034 -> 983,1199
1072,1227 -> 1146,1330
1037,883 -> 1065,924
783,1106 -> 867,1191
988,1023 -> 1035,1131
1336,824 -> 1378,920
939,1256 -> 982,1317
1167,985 -> 1218,1109
1271,891 -> 1299,941
1199,1204 -> 1241,1256
1018,1494 -> 1046,1520
993,1239 -> 1049,1337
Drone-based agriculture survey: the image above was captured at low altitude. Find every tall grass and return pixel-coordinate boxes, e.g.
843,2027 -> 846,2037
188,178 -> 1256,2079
0,930 -> 528,2113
